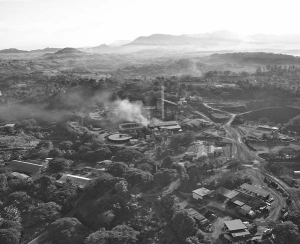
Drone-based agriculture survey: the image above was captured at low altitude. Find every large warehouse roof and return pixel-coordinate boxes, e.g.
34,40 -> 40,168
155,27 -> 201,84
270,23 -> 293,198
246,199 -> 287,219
240,183 -> 269,198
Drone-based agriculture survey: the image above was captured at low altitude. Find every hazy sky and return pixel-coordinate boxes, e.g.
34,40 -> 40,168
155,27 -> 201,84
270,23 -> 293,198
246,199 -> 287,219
1,0 -> 300,50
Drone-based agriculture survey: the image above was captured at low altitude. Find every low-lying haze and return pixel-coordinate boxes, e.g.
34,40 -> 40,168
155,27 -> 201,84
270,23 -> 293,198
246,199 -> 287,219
1,0 -> 300,50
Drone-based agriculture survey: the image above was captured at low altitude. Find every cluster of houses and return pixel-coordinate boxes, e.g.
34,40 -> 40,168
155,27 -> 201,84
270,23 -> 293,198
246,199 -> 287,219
192,183 -> 272,218
190,184 -> 274,243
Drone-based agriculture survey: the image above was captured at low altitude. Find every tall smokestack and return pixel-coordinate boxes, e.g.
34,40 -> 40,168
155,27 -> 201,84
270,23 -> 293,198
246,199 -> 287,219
161,81 -> 164,121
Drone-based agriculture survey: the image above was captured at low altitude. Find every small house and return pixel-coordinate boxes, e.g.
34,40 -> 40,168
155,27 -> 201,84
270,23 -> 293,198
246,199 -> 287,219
192,187 -> 213,200
224,219 -> 251,239
56,174 -> 91,188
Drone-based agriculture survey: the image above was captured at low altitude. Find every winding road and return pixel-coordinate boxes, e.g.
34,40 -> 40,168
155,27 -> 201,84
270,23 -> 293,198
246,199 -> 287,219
202,103 -> 300,210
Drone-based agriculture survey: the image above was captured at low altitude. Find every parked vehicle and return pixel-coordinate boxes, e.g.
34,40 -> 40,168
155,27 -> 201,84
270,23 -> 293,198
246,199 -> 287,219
263,229 -> 272,236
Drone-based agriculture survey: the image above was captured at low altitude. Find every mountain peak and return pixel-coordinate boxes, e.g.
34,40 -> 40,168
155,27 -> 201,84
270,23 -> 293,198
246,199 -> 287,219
55,47 -> 83,54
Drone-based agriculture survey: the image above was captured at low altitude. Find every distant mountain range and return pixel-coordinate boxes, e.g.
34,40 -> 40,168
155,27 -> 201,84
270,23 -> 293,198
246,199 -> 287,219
3,31 -> 300,54
127,31 -> 242,46
0,47 -> 61,54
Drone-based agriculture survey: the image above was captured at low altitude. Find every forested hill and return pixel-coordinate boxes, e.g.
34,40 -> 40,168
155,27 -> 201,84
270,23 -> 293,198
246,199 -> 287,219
207,52 -> 300,65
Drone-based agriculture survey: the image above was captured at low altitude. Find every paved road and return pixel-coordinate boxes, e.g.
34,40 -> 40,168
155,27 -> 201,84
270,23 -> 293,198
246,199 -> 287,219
224,126 -> 263,162
203,103 -> 300,211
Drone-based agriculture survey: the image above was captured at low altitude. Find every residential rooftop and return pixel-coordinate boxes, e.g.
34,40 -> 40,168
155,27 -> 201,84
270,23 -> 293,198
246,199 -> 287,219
192,187 -> 212,197
224,219 -> 247,231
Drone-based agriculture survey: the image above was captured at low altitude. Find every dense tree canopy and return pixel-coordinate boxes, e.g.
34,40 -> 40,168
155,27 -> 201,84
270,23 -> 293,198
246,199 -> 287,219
154,169 -> 178,188
123,168 -> 153,190
272,221 -> 300,244
47,217 -> 90,244
85,225 -> 139,244
172,210 -> 197,242
106,162 -> 128,177
48,158 -> 73,173
169,131 -> 195,150
114,149 -> 144,165
29,202 -> 62,226
0,229 -> 19,244
288,209 -> 300,228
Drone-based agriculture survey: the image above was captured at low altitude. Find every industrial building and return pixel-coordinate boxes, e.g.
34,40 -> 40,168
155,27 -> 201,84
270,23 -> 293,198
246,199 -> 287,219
239,183 -> 270,200
119,122 -> 144,132
5,160 -> 45,175
108,133 -> 132,143
148,121 -> 181,131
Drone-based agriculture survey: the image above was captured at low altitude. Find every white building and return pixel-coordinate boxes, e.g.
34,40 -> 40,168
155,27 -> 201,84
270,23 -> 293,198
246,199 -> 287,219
196,145 -> 207,158
192,187 -> 213,200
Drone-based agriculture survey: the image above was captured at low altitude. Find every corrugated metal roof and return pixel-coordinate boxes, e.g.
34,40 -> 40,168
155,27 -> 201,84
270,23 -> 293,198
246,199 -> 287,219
185,208 -> 206,221
224,219 -> 247,231
240,183 -> 270,198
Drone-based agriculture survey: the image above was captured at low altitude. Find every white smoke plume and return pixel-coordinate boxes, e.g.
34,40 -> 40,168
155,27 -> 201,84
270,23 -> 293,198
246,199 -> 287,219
111,99 -> 149,126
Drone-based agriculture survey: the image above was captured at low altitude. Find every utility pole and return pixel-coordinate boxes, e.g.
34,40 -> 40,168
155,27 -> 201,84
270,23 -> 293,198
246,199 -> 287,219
161,80 -> 164,121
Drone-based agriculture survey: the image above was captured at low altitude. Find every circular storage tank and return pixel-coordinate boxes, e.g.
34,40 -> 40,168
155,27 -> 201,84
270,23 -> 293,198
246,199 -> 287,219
108,133 -> 132,143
